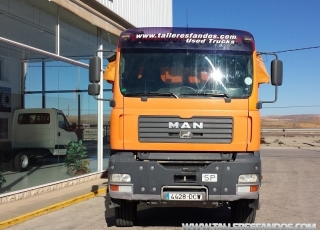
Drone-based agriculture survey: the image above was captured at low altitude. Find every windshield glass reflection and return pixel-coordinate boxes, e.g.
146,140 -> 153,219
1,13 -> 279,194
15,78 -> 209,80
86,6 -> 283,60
120,50 -> 253,98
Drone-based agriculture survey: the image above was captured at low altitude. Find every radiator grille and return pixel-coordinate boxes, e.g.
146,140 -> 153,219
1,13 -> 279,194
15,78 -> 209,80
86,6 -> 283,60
138,116 -> 233,143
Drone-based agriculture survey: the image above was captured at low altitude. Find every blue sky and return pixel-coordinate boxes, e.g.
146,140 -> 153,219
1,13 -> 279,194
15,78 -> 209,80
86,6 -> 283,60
173,0 -> 320,116
25,1 -> 320,117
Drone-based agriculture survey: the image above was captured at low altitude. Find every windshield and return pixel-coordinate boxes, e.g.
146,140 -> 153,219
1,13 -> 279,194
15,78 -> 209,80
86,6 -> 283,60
120,49 -> 253,98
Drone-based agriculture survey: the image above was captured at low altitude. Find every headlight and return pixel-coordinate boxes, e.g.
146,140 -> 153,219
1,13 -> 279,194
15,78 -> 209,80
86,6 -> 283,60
110,173 -> 131,182
238,174 -> 259,183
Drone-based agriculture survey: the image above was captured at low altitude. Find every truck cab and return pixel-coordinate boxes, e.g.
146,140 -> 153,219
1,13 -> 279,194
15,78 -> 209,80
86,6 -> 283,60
88,27 -> 283,226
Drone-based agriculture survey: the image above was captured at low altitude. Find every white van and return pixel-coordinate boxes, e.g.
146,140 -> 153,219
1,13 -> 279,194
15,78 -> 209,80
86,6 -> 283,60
11,108 -> 77,171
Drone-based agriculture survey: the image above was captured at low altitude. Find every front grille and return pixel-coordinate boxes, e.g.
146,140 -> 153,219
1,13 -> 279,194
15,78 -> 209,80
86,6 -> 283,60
138,116 -> 233,143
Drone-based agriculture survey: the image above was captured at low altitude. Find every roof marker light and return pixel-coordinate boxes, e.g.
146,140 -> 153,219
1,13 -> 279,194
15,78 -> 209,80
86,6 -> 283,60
121,34 -> 130,41
243,37 -> 253,43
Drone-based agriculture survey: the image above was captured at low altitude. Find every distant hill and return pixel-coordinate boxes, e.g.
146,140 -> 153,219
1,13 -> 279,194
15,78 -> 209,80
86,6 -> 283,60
67,113 -> 320,129
262,114 -> 320,128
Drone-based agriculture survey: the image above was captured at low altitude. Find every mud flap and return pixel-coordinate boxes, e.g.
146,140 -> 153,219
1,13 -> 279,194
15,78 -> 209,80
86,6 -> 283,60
248,196 -> 260,210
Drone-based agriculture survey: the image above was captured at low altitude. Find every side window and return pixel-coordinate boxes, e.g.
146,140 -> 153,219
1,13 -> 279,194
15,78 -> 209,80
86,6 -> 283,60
57,113 -> 66,129
57,113 -> 69,130
33,113 -> 50,124
18,113 -> 50,124
18,114 -> 34,124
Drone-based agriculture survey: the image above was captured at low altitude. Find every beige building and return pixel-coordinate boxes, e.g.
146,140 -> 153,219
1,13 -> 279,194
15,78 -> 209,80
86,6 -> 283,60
0,0 -> 172,196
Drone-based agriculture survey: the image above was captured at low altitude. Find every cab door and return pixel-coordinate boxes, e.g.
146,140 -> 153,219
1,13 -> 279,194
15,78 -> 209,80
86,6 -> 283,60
54,112 -> 77,155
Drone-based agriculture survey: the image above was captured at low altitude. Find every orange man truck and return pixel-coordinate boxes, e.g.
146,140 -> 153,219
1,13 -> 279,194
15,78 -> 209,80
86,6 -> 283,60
88,27 -> 283,226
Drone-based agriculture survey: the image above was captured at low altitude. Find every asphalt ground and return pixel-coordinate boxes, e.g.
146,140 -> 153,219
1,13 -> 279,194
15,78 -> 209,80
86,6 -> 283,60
0,177 -> 108,229
1,147 -> 320,229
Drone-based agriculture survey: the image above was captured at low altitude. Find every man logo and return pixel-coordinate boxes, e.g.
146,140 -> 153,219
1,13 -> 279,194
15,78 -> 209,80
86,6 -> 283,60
180,131 -> 192,138
169,122 -> 203,129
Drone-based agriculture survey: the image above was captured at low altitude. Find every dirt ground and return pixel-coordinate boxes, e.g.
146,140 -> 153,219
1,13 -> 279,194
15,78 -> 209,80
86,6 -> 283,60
261,135 -> 320,148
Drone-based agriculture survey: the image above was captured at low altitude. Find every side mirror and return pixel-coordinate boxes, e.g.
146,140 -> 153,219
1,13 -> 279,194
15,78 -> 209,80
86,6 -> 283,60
271,59 -> 283,86
88,83 -> 100,96
89,56 -> 101,83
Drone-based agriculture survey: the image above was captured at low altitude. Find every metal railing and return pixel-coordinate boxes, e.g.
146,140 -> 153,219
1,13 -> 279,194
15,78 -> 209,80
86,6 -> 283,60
81,127 -> 320,141
262,128 -> 320,137
81,125 -> 110,141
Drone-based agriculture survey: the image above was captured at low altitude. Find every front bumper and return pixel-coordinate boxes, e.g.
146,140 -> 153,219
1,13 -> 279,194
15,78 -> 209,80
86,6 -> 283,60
108,151 -> 261,202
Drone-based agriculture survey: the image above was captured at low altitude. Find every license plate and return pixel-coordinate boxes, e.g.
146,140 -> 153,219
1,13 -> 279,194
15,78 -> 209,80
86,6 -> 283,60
164,193 -> 203,201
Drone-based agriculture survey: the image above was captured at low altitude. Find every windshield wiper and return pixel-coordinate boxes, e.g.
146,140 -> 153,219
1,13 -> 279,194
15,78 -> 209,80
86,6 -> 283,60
180,92 -> 231,102
125,92 -> 179,98
180,92 -> 230,98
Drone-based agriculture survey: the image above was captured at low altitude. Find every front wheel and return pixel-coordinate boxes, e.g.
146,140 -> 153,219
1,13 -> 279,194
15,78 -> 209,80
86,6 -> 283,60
230,199 -> 256,223
115,200 -> 137,227
14,152 -> 30,172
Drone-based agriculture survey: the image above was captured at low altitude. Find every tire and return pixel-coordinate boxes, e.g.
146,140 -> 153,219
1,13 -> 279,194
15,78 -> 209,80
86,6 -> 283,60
230,199 -> 256,223
115,200 -> 137,227
14,152 -> 30,172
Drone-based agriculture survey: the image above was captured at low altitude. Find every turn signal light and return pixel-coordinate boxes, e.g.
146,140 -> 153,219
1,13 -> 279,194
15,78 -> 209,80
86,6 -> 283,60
109,185 -> 133,193
237,185 -> 259,193
110,185 -> 119,192
250,185 -> 259,192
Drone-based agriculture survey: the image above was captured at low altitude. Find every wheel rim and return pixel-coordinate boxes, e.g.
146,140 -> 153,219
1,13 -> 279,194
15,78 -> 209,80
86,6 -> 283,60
20,155 -> 29,168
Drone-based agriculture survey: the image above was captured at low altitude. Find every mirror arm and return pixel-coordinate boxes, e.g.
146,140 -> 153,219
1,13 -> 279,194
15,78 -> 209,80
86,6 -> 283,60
93,96 -> 116,107
257,52 -> 279,60
93,95 -> 111,101
95,49 -> 116,55
95,49 -> 117,62
256,86 -> 278,109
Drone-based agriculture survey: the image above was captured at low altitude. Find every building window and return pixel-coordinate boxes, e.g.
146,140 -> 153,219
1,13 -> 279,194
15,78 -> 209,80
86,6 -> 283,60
0,118 -> 8,140
0,87 -> 11,112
